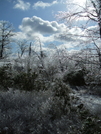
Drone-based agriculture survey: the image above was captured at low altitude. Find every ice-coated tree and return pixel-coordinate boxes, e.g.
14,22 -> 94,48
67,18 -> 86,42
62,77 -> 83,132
0,21 -> 14,59
57,0 -> 101,68
17,40 -> 28,58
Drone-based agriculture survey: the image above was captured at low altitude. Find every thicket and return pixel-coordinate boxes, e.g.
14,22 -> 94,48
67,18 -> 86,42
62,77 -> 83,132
0,58 -> 101,134
2,63 -> 101,97
0,65 -> 48,91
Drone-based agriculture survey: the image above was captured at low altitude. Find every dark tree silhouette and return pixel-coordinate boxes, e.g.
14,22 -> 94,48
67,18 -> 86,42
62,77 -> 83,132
0,21 -> 14,59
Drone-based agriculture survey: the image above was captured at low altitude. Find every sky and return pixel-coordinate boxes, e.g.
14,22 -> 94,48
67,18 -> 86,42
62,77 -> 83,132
0,0 -> 98,52
0,0 -> 67,30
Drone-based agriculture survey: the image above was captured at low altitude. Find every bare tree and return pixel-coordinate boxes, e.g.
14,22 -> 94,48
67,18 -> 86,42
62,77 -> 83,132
58,0 -> 101,32
57,0 -> 101,68
35,37 -> 46,58
17,40 -> 28,58
90,0 -> 101,38
0,21 -> 14,59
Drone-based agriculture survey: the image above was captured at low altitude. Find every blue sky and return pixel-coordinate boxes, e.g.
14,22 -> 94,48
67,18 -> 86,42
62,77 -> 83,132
0,0 -> 67,30
0,0 -> 98,52
0,0 -> 71,48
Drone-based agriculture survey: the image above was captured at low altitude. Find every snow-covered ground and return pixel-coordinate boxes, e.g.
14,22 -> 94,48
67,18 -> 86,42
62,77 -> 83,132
73,87 -> 101,118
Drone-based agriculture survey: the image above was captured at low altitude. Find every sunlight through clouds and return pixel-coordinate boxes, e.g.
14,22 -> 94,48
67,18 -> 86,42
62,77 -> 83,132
73,0 -> 87,6
66,0 -> 87,11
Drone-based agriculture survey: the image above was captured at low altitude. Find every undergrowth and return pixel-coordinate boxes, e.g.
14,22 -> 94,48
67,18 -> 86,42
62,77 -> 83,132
0,65 -> 101,133
0,85 -> 101,134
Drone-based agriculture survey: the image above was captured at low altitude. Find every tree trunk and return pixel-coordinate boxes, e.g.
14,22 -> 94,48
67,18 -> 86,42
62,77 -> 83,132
0,39 -> 4,58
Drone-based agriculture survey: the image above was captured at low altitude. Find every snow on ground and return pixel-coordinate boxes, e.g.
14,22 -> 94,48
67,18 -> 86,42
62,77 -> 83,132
80,94 -> 101,118
73,87 -> 101,118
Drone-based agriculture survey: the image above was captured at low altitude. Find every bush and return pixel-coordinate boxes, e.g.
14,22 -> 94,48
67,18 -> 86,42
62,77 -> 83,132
81,117 -> 101,134
13,71 -> 39,91
0,64 -> 52,92
0,65 -> 13,90
51,79 -> 72,118
63,69 -> 86,86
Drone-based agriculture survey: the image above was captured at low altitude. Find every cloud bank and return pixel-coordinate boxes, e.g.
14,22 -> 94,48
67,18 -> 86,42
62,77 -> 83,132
18,16 -> 68,43
19,16 -> 66,34
13,15 -> 95,50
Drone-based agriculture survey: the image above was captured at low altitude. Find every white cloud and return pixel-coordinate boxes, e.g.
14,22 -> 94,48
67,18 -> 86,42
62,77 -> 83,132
13,16 -> 94,50
19,16 -> 66,35
18,16 -> 67,43
13,0 -> 30,10
33,0 -> 58,9
54,27 -> 85,43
